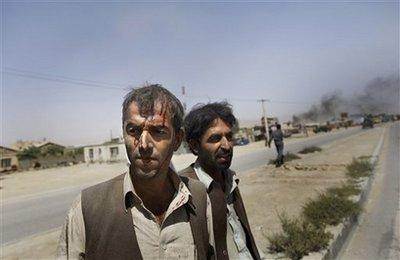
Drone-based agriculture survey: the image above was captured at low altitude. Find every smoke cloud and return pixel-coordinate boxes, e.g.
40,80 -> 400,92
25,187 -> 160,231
293,75 -> 399,123
353,75 -> 400,114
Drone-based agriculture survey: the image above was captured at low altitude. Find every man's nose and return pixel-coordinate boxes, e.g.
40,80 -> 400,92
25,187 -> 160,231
220,136 -> 232,150
139,131 -> 153,150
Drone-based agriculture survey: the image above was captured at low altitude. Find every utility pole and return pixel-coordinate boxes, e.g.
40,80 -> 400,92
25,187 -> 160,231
181,86 -> 187,113
258,99 -> 270,143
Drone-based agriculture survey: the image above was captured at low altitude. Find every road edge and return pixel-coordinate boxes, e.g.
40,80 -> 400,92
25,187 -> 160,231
305,127 -> 386,260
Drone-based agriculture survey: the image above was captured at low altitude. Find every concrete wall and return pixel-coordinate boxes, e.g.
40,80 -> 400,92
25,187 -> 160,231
84,143 -> 126,163
18,153 -> 84,171
0,154 -> 19,172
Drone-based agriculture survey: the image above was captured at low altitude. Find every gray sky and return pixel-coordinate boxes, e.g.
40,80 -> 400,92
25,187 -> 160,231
2,2 -> 398,146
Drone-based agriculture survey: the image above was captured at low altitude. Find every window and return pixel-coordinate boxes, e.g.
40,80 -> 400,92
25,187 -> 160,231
1,158 -> 11,168
89,148 -> 94,159
110,147 -> 119,158
98,148 -> 102,155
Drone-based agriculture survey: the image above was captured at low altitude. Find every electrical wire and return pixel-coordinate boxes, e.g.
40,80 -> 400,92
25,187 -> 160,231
3,67 -> 128,90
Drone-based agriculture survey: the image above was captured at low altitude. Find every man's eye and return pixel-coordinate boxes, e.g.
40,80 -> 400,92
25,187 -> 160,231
127,126 -> 141,136
209,135 -> 222,143
154,128 -> 167,135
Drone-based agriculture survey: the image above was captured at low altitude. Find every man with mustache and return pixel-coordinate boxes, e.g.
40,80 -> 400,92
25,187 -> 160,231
57,85 -> 214,259
180,102 -> 261,260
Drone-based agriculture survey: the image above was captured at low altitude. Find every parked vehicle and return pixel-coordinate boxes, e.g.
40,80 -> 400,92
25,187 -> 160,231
362,117 -> 374,129
234,137 -> 250,146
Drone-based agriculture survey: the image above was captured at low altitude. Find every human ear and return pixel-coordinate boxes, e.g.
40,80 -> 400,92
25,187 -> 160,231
188,139 -> 199,155
173,129 -> 184,151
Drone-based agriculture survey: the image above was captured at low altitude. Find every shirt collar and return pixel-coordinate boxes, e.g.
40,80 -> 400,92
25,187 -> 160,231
123,169 -> 193,211
193,161 -> 214,190
193,161 -> 239,195
123,172 -> 139,210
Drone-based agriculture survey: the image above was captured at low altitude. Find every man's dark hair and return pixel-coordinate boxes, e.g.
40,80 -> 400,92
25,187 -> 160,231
122,84 -> 184,132
184,101 -> 236,144
276,124 -> 281,129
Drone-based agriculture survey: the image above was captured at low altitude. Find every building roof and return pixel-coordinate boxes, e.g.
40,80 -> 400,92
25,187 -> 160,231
11,140 -> 65,151
84,137 -> 124,148
35,141 -> 65,149
0,146 -> 18,153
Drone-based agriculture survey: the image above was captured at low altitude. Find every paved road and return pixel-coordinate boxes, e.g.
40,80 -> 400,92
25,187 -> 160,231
230,126 -> 361,174
1,127 -> 363,245
340,122 -> 400,259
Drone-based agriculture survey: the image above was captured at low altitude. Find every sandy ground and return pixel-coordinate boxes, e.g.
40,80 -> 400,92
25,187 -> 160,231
1,126 -> 385,259
241,126 -> 385,255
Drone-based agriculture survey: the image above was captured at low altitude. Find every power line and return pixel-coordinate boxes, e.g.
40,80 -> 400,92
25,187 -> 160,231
5,67 -> 127,87
3,67 -> 129,90
2,68 -> 316,105
186,94 -> 313,105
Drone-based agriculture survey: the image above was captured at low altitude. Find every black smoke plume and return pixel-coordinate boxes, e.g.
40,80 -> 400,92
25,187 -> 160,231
353,75 -> 399,114
293,75 -> 399,123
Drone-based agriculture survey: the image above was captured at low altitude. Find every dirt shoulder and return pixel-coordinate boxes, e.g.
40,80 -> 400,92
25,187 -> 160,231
240,126 -> 385,256
1,126 -> 385,259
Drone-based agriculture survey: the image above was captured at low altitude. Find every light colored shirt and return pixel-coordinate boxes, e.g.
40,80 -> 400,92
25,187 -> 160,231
56,170 -> 214,259
193,162 -> 253,260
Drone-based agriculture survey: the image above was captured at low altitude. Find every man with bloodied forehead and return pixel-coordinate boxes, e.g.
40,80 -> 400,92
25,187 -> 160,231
180,102 -> 261,260
57,84 -> 215,260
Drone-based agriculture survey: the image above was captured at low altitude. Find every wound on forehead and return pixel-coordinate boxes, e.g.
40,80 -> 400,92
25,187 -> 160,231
124,86 -> 170,125
122,84 -> 184,132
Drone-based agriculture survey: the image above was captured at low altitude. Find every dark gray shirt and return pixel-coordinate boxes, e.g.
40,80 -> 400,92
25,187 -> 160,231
270,129 -> 284,145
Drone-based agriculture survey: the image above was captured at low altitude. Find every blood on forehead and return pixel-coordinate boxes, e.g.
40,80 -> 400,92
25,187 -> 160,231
141,101 -> 170,126
128,100 -> 171,127
142,114 -> 167,128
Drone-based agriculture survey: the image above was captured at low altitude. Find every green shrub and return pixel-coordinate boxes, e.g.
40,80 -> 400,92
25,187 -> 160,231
268,159 -> 276,165
285,152 -> 301,162
299,146 -> 322,154
313,125 -> 332,133
268,213 -> 332,260
346,158 -> 373,179
268,152 -> 301,165
303,193 -> 361,227
327,183 -> 361,198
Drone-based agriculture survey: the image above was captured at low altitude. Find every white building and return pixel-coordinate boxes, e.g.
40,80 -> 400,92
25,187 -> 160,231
84,138 -> 127,163
0,146 -> 19,172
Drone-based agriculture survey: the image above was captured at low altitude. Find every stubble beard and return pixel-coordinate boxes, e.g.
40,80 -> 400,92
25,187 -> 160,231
199,150 -> 232,174
216,149 -> 233,171
126,144 -> 173,181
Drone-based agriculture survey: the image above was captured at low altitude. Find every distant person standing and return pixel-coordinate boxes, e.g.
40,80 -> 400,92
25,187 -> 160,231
302,124 -> 309,137
268,124 -> 284,167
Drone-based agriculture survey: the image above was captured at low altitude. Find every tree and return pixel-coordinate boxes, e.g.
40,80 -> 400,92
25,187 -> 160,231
65,147 -> 83,159
41,145 -> 64,157
17,146 -> 41,160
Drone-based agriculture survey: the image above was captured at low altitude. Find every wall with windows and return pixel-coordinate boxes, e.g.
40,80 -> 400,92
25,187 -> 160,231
0,147 -> 19,172
83,143 -> 126,163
